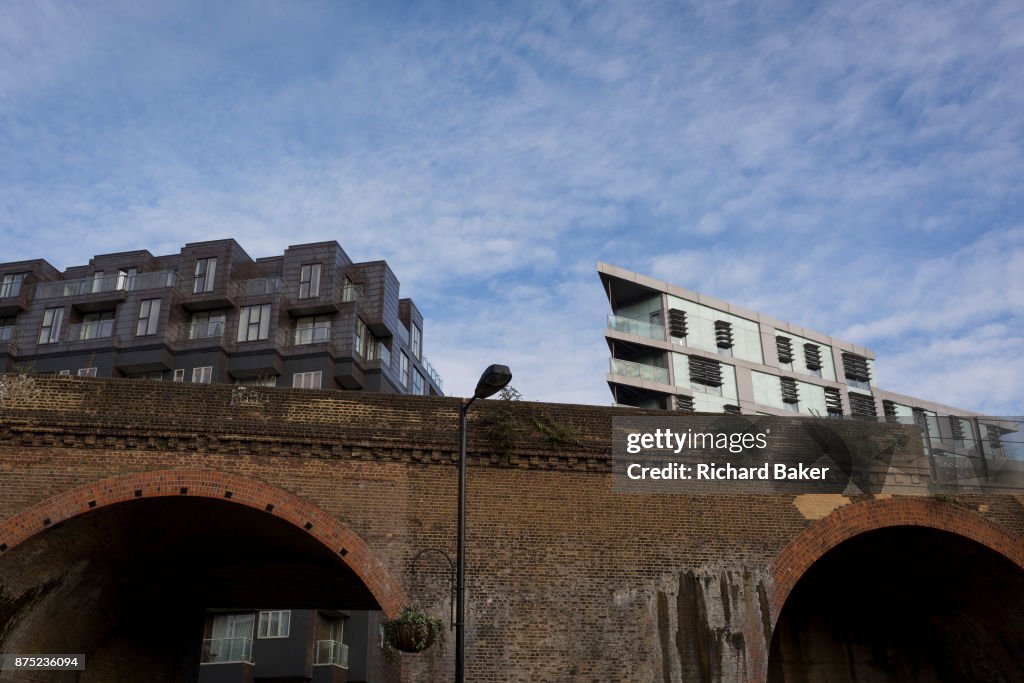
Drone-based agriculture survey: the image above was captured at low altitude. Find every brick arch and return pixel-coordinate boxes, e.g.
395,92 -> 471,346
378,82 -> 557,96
0,469 -> 406,618
770,496 -> 1024,624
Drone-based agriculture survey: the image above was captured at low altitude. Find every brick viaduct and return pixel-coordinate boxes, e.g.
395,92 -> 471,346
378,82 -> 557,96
1,375 -> 1023,682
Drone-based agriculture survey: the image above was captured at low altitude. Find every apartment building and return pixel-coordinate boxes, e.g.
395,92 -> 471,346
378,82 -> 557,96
599,262 -> 1015,459
0,240 -> 443,395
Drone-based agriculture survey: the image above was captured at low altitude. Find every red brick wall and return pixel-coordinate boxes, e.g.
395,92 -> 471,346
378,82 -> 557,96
1,375 -> 1023,682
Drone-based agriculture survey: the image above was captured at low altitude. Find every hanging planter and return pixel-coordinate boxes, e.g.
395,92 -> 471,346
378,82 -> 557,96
382,606 -> 446,662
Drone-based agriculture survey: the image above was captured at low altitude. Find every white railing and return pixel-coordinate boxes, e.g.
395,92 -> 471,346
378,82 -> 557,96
293,325 -> 332,345
422,356 -> 443,391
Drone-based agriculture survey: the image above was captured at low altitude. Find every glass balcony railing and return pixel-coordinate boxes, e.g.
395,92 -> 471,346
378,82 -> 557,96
609,357 -> 670,384
314,640 -> 349,667
35,271 -> 177,299
607,314 -> 667,342
67,321 -> 115,341
176,320 -> 227,342
340,283 -> 363,303
293,325 -> 332,345
235,277 -> 286,298
201,637 -> 253,664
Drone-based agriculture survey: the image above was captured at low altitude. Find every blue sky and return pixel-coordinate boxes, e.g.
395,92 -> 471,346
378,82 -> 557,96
2,0 -> 1022,413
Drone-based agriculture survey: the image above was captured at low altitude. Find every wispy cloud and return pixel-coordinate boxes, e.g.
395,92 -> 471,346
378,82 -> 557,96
1,1 -> 1022,413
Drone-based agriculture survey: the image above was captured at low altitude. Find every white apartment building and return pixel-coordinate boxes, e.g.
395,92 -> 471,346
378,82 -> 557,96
599,262 -> 1014,459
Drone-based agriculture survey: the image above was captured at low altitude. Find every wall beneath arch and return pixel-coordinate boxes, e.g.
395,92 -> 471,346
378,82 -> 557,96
1,375 -> 1023,682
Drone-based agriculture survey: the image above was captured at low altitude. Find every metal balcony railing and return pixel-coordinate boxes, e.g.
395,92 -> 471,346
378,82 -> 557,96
313,640 -> 349,667
422,355 -> 444,391
201,637 -> 253,664
609,357 -> 670,385
607,314 -> 667,342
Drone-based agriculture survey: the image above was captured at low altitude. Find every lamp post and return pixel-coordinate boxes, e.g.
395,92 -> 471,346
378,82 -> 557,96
456,364 -> 512,683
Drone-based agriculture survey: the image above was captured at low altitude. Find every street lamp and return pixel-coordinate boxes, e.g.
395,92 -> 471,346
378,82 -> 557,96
456,364 -> 512,683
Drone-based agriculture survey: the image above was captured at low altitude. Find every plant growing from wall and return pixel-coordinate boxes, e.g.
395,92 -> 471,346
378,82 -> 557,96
481,386 -> 579,455
381,606 -> 446,663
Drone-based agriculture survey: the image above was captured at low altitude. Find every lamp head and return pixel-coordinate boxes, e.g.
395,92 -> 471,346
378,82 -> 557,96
473,364 -> 512,399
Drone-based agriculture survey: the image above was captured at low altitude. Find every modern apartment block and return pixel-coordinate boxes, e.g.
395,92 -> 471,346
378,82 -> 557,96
0,240 -> 443,395
199,609 -> 394,683
599,262 -> 1015,458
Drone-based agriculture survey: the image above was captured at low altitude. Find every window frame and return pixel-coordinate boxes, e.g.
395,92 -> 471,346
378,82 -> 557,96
192,366 -> 213,384
38,307 -> 64,344
137,299 -> 161,336
237,304 -> 272,342
0,273 -> 25,298
292,370 -> 323,390
257,610 -> 291,639
298,263 -> 322,299
400,351 -> 410,388
194,257 -> 217,294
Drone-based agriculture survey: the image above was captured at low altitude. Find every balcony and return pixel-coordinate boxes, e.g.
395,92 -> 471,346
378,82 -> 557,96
607,314 -> 667,342
234,276 -> 287,300
289,325 -> 332,347
35,271 -> 179,312
201,637 -> 253,664
609,357 -> 670,385
422,355 -> 444,392
313,640 -> 349,668
0,327 -> 18,356
0,281 -> 32,316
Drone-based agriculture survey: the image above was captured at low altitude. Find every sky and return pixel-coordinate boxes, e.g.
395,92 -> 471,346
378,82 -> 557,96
2,0 -> 1022,414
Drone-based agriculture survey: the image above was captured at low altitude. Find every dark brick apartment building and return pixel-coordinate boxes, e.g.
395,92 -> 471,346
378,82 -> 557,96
0,239 -> 443,396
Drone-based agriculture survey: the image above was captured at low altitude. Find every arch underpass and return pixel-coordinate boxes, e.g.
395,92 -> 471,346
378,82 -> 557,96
768,525 -> 1024,683
0,471 -> 403,683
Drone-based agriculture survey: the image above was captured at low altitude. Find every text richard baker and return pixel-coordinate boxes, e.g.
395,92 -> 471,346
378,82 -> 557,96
626,462 -> 829,481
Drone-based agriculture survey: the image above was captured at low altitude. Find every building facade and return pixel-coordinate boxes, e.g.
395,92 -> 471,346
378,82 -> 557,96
0,240 -> 443,396
600,262 -> 1013,457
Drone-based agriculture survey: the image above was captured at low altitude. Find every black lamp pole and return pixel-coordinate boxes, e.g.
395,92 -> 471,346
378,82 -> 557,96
456,364 -> 512,683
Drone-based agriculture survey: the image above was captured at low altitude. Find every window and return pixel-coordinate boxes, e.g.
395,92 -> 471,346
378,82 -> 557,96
59,369 -> 71,376
258,610 -> 291,639
0,273 -> 24,298
294,315 -> 331,345
353,318 -> 368,357
299,263 -> 321,299
192,366 -> 213,384
80,311 -> 115,339
411,324 -> 422,359
238,376 -> 277,387
237,304 -> 271,342
776,336 -> 793,366
675,395 -> 694,412
842,352 -> 872,390
194,257 -> 216,293
292,371 -> 323,389
188,311 -> 227,340
117,267 -> 138,291
130,372 -> 163,381
137,299 -> 161,336
780,377 -> 799,405
38,307 -> 64,344
412,369 -> 424,395
400,351 -> 410,388
77,367 -> 98,378
848,392 -> 877,418
205,612 -> 255,664
91,271 -> 105,293
824,387 -> 843,416
688,356 -> 723,393
0,317 -> 14,341
173,369 -> 185,382
803,343 -> 822,372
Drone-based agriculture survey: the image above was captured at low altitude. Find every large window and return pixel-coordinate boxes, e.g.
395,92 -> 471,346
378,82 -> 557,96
412,369 -> 424,395
292,371 -> 323,389
194,257 -> 216,293
237,304 -> 272,342
0,273 -> 24,298
299,263 -> 321,299
0,317 -> 14,341
39,307 -> 66,343
258,610 -> 291,639
353,318 -> 368,357
192,366 -> 213,384
400,351 -> 410,388
295,315 -> 331,345
411,324 -> 422,359
137,299 -> 161,336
